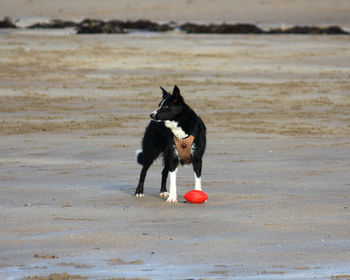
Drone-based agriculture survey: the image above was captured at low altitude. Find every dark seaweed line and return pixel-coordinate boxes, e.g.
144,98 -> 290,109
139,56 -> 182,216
1,17 -> 349,35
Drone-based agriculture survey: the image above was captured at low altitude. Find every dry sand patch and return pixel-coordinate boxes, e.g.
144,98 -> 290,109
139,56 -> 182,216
1,33 -> 349,137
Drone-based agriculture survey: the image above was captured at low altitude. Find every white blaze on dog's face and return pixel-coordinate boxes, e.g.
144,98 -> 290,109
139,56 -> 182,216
149,86 -> 183,122
150,98 -> 167,122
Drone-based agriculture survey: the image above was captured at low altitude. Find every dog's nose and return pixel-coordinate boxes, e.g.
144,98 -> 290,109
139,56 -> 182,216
150,113 -> 156,120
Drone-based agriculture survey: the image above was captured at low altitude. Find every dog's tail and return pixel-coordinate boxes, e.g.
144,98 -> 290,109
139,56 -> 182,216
135,150 -> 143,165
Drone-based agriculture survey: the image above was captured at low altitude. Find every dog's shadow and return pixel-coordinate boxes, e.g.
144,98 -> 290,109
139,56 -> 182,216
103,183 -> 157,198
103,184 -> 187,203
103,183 -> 134,193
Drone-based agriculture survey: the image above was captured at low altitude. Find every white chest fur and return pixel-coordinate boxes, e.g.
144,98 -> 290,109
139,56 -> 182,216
165,120 -> 188,139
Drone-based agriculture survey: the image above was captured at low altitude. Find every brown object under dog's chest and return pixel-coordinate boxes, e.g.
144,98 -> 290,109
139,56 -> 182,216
173,135 -> 195,163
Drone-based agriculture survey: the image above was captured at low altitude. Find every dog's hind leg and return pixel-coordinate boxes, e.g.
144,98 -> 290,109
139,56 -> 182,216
160,166 -> 169,197
135,162 -> 152,197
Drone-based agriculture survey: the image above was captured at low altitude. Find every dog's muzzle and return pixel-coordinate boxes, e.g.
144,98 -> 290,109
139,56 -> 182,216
150,112 -> 157,120
150,112 -> 161,122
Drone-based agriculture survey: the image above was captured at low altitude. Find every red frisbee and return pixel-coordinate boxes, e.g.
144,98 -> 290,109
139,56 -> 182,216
184,190 -> 208,204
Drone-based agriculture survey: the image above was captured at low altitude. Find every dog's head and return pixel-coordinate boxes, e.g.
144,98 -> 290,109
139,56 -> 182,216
150,85 -> 184,122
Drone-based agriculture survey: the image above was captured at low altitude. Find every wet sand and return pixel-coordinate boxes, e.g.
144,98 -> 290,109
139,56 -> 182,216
1,5 -> 350,279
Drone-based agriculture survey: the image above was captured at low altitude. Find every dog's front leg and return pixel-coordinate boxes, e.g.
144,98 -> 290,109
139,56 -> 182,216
193,158 -> 202,191
166,168 -> 178,203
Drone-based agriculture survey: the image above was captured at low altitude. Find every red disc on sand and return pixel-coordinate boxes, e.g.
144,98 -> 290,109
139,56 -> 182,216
184,190 -> 208,204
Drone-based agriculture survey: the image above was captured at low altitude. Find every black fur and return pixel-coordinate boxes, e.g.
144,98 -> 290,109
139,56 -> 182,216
135,85 -> 206,197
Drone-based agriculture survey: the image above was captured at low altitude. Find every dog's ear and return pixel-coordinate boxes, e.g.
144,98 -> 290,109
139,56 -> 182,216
173,85 -> 180,96
172,85 -> 183,104
160,87 -> 170,99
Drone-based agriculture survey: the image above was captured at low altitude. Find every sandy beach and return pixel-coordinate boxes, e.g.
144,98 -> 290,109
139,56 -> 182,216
1,0 -> 350,27
1,1 -> 350,279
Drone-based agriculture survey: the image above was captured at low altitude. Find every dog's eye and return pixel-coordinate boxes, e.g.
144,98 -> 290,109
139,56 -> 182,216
163,105 -> 169,109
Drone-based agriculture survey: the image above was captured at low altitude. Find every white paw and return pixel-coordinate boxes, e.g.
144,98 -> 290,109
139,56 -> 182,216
160,192 -> 169,197
135,193 -> 144,198
166,196 -> 177,203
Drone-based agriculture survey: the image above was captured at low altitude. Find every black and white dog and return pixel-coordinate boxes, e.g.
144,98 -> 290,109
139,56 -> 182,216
135,86 -> 206,202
